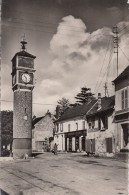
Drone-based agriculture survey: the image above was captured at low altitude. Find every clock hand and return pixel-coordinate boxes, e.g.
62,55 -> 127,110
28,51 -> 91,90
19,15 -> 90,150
24,75 -> 27,82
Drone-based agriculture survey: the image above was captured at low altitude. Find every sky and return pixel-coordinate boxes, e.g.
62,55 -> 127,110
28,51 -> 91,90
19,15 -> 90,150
1,0 -> 129,117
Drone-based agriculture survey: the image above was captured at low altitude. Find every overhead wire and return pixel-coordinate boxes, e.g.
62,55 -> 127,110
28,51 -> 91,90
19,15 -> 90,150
95,46 -> 114,95
2,20 -> 112,40
119,45 -> 129,62
118,23 -> 129,33
0,99 -> 56,106
93,38 -> 111,94
119,28 -> 129,38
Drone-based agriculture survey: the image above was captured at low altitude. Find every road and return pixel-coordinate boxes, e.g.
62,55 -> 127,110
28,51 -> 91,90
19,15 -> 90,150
0,153 -> 128,195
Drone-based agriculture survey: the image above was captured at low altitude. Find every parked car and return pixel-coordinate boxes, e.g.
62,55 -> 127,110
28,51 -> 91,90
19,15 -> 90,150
1,149 -> 10,157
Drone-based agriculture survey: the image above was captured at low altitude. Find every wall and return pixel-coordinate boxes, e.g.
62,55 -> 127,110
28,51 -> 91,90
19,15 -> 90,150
32,114 -> 54,151
56,117 -> 87,133
86,113 -> 115,156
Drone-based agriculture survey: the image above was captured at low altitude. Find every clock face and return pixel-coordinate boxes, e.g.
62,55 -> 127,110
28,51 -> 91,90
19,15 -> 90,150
22,73 -> 31,83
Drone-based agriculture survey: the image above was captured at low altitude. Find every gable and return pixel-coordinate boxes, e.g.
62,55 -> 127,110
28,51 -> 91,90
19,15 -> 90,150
34,114 -> 54,131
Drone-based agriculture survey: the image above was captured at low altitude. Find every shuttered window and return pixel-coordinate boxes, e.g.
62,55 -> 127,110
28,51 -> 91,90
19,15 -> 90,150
98,118 -> 101,130
121,89 -> 128,109
102,115 -> 108,129
57,124 -> 59,132
125,89 -> 128,108
60,123 -> 63,132
106,137 -> 112,153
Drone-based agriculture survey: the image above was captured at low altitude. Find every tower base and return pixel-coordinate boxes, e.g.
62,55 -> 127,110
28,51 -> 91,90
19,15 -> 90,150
13,138 -> 32,159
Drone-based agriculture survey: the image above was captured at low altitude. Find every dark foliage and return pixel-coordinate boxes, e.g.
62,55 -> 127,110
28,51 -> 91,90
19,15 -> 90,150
1,111 -> 13,149
75,87 -> 95,104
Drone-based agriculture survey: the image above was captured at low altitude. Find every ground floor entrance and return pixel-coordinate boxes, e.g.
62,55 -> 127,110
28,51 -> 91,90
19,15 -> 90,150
65,130 -> 86,152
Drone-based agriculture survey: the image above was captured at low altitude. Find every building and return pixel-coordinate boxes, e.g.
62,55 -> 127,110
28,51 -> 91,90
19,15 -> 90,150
32,111 -> 55,152
54,100 -> 96,152
113,65 -> 129,152
86,94 -> 115,156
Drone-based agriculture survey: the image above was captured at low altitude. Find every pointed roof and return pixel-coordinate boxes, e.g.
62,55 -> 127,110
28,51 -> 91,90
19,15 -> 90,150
87,96 -> 115,117
113,65 -> 129,83
57,99 -> 97,122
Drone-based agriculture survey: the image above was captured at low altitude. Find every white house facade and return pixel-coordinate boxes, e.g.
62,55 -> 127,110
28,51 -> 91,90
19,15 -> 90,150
54,100 -> 96,152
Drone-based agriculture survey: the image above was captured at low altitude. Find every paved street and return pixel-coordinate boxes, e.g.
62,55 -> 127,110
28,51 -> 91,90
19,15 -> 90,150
0,153 -> 128,195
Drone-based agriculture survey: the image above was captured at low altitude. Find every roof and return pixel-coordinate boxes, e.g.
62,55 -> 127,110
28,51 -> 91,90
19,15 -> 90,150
113,65 -> 129,83
32,112 -> 55,127
87,96 -> 115,116
32,116 -> 44,126
12,50 -> 36,61
57,100 -> 97,122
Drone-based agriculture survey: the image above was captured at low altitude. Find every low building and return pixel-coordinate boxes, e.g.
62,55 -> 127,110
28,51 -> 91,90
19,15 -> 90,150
113,65 -> 129,152
54,100 -> 97,152
86,94 -> 115,156
32,111 -> 55,152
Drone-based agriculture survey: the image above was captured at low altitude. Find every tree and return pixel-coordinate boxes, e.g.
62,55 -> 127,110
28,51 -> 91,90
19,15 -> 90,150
57,97 -> 70,116
75,87 -> 95,104
1,111 -> 13,150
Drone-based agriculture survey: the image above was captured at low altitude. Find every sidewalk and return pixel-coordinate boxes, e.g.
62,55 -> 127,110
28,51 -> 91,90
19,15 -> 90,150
0,157 -> 13,162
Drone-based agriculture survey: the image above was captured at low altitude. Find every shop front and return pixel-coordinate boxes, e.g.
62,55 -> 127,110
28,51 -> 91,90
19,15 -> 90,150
65,130 -> 86,152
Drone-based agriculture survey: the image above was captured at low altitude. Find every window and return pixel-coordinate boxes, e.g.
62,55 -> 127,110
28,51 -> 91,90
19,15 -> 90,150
76,123 -> 78,131
68,124 -> 70,132
98,118 -> 101,130
60,123 -> 63,132
82,121 -> 85,129
102,115 -> 108,129
91,119 -> 95,129
106,137 -> 112,153
121,89 -> 128,109
32,130 -> 34,138
88,122 -> 92,129
56,124 -> 59,132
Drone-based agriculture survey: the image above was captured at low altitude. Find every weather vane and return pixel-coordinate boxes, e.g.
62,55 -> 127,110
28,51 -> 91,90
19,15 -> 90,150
20,33 -> 27,51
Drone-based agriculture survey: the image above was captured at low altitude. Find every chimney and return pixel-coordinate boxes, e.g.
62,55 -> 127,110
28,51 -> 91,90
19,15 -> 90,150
98,93 -> 101,109
56,105 -> 61,119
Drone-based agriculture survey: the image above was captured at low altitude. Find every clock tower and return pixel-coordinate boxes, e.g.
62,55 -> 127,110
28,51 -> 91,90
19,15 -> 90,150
11,39 -> 36,159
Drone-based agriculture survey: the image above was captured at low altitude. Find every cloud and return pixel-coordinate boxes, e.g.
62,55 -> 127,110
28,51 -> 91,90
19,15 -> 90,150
33,16 -> 129,116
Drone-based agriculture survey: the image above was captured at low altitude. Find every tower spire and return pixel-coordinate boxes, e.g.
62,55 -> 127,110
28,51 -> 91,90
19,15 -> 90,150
20,33 -> 27,51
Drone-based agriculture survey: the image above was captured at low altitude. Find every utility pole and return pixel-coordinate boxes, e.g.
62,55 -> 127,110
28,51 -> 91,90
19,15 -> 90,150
104,82 -> 109,97
113,26 -> 119,76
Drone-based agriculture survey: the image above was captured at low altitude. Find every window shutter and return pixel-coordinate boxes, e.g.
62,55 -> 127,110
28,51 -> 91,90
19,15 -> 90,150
91,139 -> 95,153
98,118 -> 101,130
105,116 -> 108,129
106,137 -> 112,153
121,90 -> 124,109
125,89 -> 128,108
83,121 -> 85,129
86,139 -> 91,153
